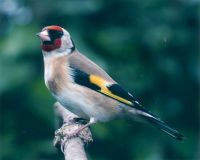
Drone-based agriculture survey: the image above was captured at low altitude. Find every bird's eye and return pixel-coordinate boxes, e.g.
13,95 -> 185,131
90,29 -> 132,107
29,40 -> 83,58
48,30 -> 63,40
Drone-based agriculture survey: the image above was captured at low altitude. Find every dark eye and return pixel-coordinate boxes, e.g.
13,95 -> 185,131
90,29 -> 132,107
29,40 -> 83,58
48,30 -> 63,40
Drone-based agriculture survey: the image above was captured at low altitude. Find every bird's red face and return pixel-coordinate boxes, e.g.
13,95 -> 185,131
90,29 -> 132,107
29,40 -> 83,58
37,26 -> 64,52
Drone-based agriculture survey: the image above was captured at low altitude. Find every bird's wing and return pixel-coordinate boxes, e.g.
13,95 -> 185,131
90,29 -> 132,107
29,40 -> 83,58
68,51 -> 184,141
68,51 -> 139,107
68,51 -> 115,82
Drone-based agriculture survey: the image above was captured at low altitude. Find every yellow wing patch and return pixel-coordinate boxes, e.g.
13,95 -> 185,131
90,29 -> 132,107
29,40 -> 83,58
89,75 -> 133,106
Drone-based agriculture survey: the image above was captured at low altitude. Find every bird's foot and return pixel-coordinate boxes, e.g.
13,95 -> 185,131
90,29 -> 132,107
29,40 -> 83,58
73,117 -> 88,125
54,122 -> 93,153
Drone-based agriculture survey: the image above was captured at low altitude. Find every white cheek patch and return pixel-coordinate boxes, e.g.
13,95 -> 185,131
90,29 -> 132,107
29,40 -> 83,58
62,35 -> 73,49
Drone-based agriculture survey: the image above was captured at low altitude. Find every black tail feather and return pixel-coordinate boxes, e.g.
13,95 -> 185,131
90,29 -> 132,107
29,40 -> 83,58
127,101 -> 184,141
140,113 -> 184,141
127,100 -> 184,140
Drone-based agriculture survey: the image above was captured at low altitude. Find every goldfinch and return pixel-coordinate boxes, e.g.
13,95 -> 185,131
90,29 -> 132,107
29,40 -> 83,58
37,25 -> 184,140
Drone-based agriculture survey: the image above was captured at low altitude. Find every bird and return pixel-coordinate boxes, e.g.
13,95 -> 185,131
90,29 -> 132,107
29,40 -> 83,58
37,25 -> 184,140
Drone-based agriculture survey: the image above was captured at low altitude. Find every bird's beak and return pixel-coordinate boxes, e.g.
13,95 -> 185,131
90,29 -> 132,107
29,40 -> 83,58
36,30 -> 51,41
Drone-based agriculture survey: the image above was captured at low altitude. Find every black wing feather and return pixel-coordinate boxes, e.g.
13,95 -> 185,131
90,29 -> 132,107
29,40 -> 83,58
72,68 -> 101,91
71,67 -> 148,111
108,84 -> 134,102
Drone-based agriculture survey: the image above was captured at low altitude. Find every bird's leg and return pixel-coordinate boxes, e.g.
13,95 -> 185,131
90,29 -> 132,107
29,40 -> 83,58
71,117 -> 97,136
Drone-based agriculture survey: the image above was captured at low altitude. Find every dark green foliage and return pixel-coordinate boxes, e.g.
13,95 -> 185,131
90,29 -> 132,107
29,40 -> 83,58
0,0 -> 198,159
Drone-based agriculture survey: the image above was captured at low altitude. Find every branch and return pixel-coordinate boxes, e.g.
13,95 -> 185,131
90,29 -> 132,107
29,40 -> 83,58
53,102 -> 93,160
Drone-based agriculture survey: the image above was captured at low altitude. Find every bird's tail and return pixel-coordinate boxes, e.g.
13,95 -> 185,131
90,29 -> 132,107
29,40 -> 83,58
127,107 -> 184,141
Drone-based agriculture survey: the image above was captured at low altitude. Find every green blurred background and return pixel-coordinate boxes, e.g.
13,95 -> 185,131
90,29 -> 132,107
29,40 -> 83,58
0,0 -> 199,159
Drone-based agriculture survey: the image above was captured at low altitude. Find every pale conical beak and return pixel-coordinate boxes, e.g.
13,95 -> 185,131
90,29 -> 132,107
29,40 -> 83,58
36,30 -> 51,41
